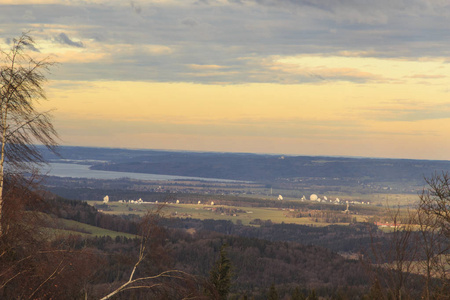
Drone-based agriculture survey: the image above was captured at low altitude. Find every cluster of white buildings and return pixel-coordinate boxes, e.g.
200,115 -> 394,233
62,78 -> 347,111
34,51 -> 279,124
197,201 -> 215,205
299,194 -> 370,206
118,198 -> 144,204
105,196 -> 216,206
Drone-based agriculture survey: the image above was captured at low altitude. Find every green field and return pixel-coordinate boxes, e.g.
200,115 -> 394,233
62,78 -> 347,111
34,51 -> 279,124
45,218 -> 137,239
88,201 -> 359,227
85,188 -> 418,229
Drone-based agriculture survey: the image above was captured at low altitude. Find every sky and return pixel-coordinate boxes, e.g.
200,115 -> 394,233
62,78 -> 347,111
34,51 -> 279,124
1,0 -> 450,160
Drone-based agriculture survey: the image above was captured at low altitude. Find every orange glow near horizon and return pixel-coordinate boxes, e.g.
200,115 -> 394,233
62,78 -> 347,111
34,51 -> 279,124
42,53 -> 450,160
3,1 -> 450,160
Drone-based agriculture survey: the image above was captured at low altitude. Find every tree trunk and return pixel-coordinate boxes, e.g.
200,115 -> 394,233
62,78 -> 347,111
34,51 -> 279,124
0,108 -> 8,236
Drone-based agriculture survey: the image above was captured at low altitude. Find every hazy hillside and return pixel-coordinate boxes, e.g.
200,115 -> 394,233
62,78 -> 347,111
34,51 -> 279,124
42,146 -> 450,185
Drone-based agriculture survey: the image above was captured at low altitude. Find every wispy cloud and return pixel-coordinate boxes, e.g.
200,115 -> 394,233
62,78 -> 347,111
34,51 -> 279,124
267,62 -> 386,83
2,0 -> 450,83
187,64 -> 227,70
406,74 -> 447,79
129,1 -> 142,14
54,32 -> 84,48
361,100 -> 450,122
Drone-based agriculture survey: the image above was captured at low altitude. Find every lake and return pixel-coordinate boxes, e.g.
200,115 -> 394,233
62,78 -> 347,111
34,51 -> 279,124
41,162 -> 237,182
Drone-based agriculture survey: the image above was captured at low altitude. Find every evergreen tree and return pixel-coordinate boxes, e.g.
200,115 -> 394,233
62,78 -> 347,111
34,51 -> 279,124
307,289 -> 318,300
209,244 -> 233,300
268,283 -> 279,300
291,287 -> 306,300
365,278 -> 385,300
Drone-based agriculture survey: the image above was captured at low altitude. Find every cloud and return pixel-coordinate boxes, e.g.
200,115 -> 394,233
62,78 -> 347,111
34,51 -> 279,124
337,50 -> 381,58
187,64 -> 226,70
52,51 -> 109,63
26,42 -> 41,52
2,36 -> 40,52
270,64 -> 384,83
0,0 -> 60,3
361,100 -> 450,122
181,19 -> 198,27
100,44 -> 173,57
54,33 -> 84,48
242,0 -> 450,24
262,56 -> 390,83
3,0 -> 450,84
406,74 -> 447,79
130,1 -> 142,14
315,67 -> 384,82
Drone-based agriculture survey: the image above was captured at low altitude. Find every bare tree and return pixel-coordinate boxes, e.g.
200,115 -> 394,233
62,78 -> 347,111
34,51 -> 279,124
414,204 -> 449,299
0,174 -> 102,299
366,205 -> 418,300
366,174 -> 450,300
100,208 -> 207,300
420,172 -> 450,238
0,32 -> 57,235
416,173 -> 450,299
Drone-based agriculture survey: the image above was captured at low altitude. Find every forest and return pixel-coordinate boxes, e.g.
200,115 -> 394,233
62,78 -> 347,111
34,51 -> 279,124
0,192 -> 375,299
1,183 -> 448,299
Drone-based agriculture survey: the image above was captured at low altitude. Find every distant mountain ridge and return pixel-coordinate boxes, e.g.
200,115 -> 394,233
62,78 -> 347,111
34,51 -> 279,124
41,146 -> 450,185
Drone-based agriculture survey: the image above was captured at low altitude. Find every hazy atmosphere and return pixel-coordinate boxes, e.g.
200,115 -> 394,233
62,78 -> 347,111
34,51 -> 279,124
3,2 -> 450,299
2,0 -> 450,159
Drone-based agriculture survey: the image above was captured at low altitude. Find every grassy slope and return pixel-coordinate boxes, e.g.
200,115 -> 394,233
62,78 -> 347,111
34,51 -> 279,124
46,218 -> 137,239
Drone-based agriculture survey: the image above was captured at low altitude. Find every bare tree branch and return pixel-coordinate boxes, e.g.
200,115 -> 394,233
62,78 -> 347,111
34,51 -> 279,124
28,259 -> 65,300
0,32 -> 58,235
99,208 -> 205,300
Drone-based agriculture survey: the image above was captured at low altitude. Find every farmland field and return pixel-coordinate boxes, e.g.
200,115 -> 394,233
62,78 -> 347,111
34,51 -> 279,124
88,199 -> 379,226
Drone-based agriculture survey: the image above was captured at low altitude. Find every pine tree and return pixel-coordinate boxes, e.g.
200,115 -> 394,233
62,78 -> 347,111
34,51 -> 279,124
291,287 -> 306,300
268,283 -> 279,300
366,278 -> 385,300
209,244 -> 233,300
307,289 -> 318,300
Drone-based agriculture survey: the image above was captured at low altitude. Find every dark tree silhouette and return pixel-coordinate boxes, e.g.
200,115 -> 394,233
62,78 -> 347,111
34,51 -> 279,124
416,173 -> 450,298
209,244 -> 233,300
268,283 -> 279,300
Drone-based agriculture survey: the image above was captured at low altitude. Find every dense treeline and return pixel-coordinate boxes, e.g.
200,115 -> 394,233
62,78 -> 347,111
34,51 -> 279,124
161,218 -> 380,254
42,198 -> 378,298
42,196 -> 140,234
42,230 -> 369,299
168,230 -> 369,299
0,188 -> 435,299
1,185 -> 372,298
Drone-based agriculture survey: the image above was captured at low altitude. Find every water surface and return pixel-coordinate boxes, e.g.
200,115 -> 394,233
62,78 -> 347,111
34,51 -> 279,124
42,162 -> 236,182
